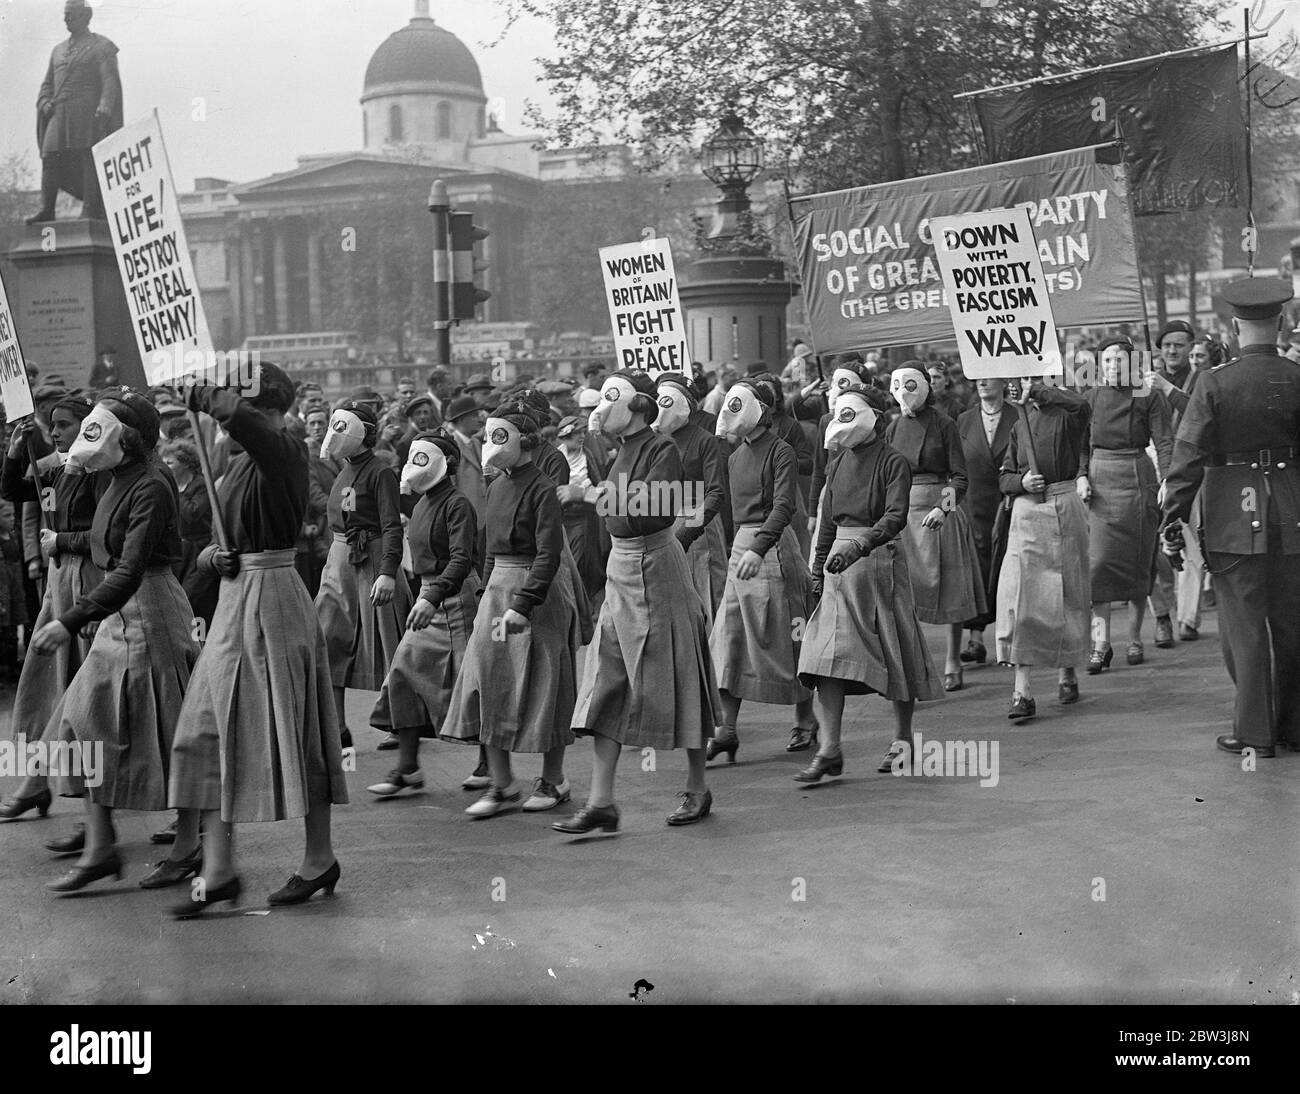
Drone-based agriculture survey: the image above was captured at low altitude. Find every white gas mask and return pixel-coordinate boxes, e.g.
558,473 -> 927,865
588,375 -> 641,437
401,439 -> 449,495
482,417 -> 524,473
824,393 -> 879,452
715,383 -> 765,443
890,367 -> 930,418
652,382 -> 692,436
65,405 -> 127,474
827,367 -> 863,412
320,410 -> 369,460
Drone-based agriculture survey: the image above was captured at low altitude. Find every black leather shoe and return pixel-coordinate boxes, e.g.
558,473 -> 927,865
45,824 -> 87,856
1216,735 -> 1275,758
1126,642 -> 1144,666
1007,694 -> 1036,720
666,789 -> 712,826
171,875 -> 242,919
552,803 -> 620,834
340,728 -> 354,750
1180,625 -> 1199,641
150,819 -> 177,845
943,670 -> 964,692
786,724 -> 818,752
959,639 -> 987,664
47,852 -> 124,893
0,787 -> 52,821
139,847 -> 203,890
706,731 -> 739,764
1154,616 -> 1174,648
268,861 -> 340,905
1086,648 -> 1112,675
1059,679 -> 1080,704
793,751 -> 844,783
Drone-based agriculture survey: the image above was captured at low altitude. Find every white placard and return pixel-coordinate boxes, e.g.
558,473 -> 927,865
930,206 -> 1062,379
0,270 -> 34,421
93,111 -> 213,384
599,238 -> 691,377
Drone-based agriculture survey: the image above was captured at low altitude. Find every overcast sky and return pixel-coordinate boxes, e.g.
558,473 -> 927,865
0,0 -> 558,190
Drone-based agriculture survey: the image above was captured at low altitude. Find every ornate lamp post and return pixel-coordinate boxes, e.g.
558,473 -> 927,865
680,109 -> 795,366
700,111 -> 765,244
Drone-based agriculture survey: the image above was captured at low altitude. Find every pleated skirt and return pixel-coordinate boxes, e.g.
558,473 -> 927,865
572,527 -> 723,749
898,477 -> 989,625
710,523 -> 814,705
169,551 -> 348,823
797,529 -> 943,700
680,511 -> 728,628
315,533 -> 413,690
371,573 -> 481,737
441,556 -> 579,753
996,482 -> 1091,667
563,503 -> 607,601
52,568 -> 198,810
1088,449 -> 1159,603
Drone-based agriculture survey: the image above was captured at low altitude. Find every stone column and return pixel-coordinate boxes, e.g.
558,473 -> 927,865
307,225 -> 323,331
273,220 -> 290,334
238,226 -> 255,340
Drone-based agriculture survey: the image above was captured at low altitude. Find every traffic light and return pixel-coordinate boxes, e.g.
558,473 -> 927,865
450,211 -> 491,321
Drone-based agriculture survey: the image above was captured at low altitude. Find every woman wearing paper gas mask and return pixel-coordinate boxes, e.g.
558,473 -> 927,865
555,413 -> 609,603
441,397 -> 580,817
32,391 -> 199,893
0,392 -> 105,828
167,363 -> 347,915
795,389 -> 942,783
556,370 -> 723,833
368,434 -> 480,798
706,380 -> 817,763
996,377 -> 1092,719
314,399 -> 413,751
652,372 -> 727,626
806,360 -> 871,560
885,364 -> 988,697
1082,337 -> 1173,672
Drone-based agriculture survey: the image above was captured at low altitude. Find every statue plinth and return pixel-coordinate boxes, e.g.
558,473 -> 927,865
5,219 -> 142,389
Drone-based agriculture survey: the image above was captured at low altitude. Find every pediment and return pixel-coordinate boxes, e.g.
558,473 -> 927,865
233,155 -> 469,201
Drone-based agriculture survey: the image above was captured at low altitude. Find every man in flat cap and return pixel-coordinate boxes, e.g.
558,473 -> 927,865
1162,277 -> 1300,758
28,0 -> 123,224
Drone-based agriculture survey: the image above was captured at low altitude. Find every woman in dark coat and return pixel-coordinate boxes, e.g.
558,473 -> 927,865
33,391 -> 199,893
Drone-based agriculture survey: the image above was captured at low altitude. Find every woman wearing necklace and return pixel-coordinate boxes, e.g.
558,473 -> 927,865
885,365 -> 987,704
1081,337 -> 1174,672
956,379 -> 1017,669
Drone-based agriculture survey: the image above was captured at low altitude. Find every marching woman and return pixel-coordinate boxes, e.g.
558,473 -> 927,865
314,399 -> 412,751
955,378 -> 1017,667
1082,338 -> 1174,672
796,388 -> 942,782
885,364 -> 987,692
652,372 -> 727,625
441,396 -> 580,817
31,391 -> 199,892
159,440 -> 216,628
996,378 -> 1092,719
706,380 -> 817,762
167,364 -> 347,914
555,414 -> 608,602
0,392 -> 103,827
368,434 -> 480,797
556,370 -> 723,833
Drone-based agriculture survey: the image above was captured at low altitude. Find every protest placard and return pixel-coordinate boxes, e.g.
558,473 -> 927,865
929,206 -> 1061,380
599,238 -> 691,377
93,110 -> 213,384
0,270 -> 35,421
789,144 -> 1143,354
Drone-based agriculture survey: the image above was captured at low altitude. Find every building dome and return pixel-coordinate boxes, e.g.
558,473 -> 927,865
362,6 -> 483,100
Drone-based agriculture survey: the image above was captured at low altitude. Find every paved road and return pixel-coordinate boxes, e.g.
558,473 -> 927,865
1,610 -> 1296,1004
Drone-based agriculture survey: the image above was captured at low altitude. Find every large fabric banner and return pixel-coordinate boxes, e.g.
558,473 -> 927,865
790,145 -> 1144,356
972,45 -> 1246,215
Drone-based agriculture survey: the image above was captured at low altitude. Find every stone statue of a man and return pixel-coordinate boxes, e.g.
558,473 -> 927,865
27,0 -> 124,224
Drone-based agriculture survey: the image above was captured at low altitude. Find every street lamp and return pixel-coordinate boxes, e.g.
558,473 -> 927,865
700,110 -> 764,242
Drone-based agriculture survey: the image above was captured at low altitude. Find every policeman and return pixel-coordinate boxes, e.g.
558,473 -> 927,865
1162,277 -> 1300,758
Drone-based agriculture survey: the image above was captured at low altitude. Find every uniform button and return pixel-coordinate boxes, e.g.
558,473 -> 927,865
1252,520 -> 1261,530
1279,462 -> 1287,469
1251,462 -> 1259,469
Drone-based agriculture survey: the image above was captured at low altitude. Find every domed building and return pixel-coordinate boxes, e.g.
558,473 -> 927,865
177,2 -> 621,370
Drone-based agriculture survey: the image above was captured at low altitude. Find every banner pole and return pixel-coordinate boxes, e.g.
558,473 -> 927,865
186,407 -> 228,550
1111,116 -> 1154,356
1243,11 -> 1257,278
